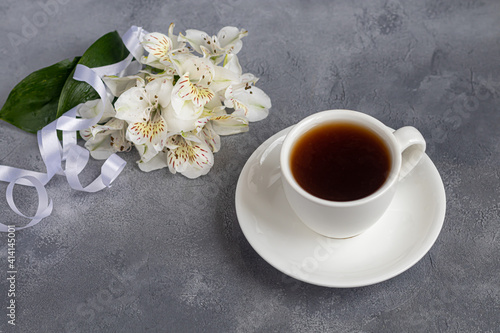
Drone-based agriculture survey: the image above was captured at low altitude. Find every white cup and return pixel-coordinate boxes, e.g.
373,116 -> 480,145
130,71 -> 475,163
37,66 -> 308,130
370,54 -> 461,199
280,110 -> 426,238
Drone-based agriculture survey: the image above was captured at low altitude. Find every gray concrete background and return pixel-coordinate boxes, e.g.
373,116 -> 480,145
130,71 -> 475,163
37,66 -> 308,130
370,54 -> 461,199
0,0 -> 499,332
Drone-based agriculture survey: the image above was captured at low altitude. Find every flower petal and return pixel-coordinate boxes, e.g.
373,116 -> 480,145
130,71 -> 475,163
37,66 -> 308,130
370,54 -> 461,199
84,118 -> 126,138
84,135 -> 116,160
223,54 -> 242,75
217,26 -> 247,55
145,76 -> 173,109
202,97 -> 224,115
77,99 -> 115,123
178,29 -> 217,55
163,104 -> 198,134
137,150 -> 168,172
225,84 -> 271,122
127,113 -> 168,151
142,32 -> 173,63
194,117 -> 210,133
210,114 -> 249,136
114,87 -> 151,123
198,122 -> 221,153
141,54 -> 171,71
210,65 -> 240,93
168,22 -> 190,52
103,74 -> 145,97
135,142 -> 158,164
82,119 -> 130,160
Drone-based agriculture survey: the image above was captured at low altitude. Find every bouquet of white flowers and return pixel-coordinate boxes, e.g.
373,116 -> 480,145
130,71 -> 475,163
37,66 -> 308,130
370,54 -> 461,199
79,24 -> 271,178
0,24 -> 271,230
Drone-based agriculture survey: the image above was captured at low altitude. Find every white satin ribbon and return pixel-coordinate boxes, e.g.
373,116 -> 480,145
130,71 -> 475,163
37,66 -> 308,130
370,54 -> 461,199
0,26 -> 147,232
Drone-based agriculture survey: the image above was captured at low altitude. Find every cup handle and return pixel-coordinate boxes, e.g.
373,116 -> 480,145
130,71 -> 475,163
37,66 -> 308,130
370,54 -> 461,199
393,126 -> 426,180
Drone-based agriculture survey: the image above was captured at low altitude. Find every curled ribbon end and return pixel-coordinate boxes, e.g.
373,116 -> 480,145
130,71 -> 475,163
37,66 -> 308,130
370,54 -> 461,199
101,154 -> 127,187
3,176 -> 53,231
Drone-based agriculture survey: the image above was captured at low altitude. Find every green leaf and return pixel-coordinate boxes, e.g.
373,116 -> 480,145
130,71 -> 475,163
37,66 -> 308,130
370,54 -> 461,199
57,31 -> 129,118
0,57 -> 80,133
0,30 -> 130,134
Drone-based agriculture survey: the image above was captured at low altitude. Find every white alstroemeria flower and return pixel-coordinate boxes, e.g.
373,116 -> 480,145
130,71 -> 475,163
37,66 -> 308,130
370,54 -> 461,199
170,56 -> 216,118
164,89 -> 221,135
78,99 -> 130,159
224,75 -> 271,122
114,78 -> 172,160
80,118 -> 131,160
179,26 -> 248,64
166,134 -> 214,179
141,32 -> 175,71
141,24 -> 190,71
172,53 -> 240,94
135,104 -> 215,172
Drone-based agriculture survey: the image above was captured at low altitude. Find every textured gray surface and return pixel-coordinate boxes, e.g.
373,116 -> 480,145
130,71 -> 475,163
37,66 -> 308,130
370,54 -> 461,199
0,0 -> 499,332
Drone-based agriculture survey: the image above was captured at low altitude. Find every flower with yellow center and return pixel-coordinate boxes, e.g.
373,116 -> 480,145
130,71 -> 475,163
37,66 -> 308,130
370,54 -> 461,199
141,23 -> 190,71
166,134 -> 214,179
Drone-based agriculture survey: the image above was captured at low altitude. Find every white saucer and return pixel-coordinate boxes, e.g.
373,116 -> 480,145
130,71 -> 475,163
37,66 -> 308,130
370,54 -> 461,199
235,126 -> 446,288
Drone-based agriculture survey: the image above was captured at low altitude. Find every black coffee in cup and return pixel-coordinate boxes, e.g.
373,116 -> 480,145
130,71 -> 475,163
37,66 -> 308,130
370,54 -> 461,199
290,122 -> 391,201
